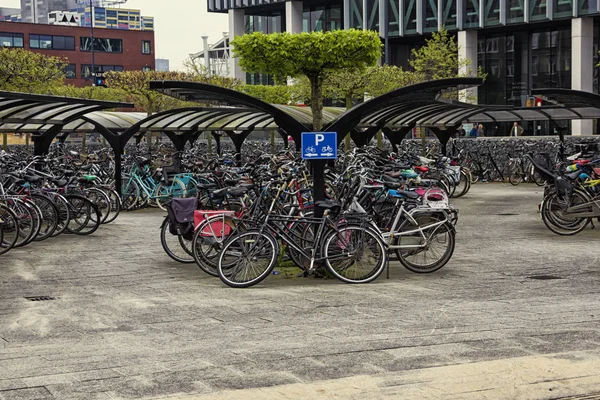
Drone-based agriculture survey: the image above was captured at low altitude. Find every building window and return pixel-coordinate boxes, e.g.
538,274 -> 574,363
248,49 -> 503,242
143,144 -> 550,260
142,66 -> 152,72
80,37 -> 123,53
29,35 -> 75,50
0,32 -> 24,48
64,64 -> 76,79
81,64 -> 124,78
142,40 -> 151,54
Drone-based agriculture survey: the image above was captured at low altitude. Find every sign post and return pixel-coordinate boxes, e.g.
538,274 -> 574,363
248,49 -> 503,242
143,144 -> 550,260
301,132 -> 337,217
301,132 -> 337,160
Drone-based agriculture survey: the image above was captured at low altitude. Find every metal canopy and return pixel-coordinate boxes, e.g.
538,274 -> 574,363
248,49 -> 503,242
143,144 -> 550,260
0,91 -> 134,134
132,105 -> 344,133
148,81 -> 311,139
0,111 -> 147,133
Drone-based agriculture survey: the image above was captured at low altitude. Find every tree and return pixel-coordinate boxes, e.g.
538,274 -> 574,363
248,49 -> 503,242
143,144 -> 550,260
409,28 -> 485,103
0,48 -> 67,93
104,70 -> 242,115
364,65 -> 422,98
241,85 -> 291,105
231,29 -> 382,131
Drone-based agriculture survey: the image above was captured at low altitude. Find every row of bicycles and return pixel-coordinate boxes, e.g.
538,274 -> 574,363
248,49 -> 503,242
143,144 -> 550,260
530,150 -> 600,236
159,147 -> 463,288
0,148 -> 121,257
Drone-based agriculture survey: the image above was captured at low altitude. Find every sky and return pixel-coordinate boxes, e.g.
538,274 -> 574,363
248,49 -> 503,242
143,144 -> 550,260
2,0 -> 228,71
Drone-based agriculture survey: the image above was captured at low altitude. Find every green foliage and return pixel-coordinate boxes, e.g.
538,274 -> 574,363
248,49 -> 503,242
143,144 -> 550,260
409,28 -> 485,101
363,65 -> 422,98
232,29 -> 382,130
0,48 -> 67,92
409,29 -> 466,80
48,85 -> 127,102
241,85 -> 291,105
104,70 -> 242,114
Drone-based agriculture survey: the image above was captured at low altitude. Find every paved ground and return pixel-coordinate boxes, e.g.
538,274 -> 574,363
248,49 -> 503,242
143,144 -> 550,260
1,183 -> 600,400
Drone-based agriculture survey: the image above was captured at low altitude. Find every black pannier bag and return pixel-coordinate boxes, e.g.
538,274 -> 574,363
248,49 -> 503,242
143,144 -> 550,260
166,198 -> 198,241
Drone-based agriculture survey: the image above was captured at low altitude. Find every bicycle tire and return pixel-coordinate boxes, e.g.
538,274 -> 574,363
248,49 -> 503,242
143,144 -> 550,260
394,214 -> 455,273
540,191 -> 590,235
217,229 -> 278,288
0,204 -> 18,255
30,193 -> 59,241
323,225 -> 387,284
192,214 -> 239,275
160,218 -> 195,263
64,194 -> 101,236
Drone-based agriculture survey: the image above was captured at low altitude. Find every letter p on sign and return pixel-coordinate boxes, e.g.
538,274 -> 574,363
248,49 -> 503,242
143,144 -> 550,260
315,134 -> 325,145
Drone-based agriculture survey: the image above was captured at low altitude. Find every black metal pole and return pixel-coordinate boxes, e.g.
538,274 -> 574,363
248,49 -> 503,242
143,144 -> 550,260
90,0 -> 95,85
384,0 -> 389,65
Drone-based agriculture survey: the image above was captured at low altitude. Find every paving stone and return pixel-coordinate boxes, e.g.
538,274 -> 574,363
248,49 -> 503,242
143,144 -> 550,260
0,184 -> 599,398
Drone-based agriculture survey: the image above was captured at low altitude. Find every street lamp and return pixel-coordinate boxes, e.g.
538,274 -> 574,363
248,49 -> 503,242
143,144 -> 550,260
90,0 -> 96,85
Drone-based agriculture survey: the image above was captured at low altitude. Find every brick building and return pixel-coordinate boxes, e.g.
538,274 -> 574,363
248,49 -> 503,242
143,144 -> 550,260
0,20 -> 155,86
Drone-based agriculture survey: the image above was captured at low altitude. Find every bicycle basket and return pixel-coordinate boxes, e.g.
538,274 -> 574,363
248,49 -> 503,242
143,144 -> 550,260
166,198 -> 198,240
421,189 -> 449,209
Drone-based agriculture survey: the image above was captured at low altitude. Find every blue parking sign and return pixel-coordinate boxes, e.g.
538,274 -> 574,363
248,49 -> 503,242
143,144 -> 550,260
301,132 -> 337,160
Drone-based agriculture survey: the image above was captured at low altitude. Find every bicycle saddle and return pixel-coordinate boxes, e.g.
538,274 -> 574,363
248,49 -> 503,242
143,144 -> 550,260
383,181 -> 403,190
212,188 -> 228,198
228,187 -> 248,197
315,200 -> 341,210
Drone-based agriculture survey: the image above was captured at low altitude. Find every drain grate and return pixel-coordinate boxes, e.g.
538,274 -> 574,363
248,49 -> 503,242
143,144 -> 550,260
497,213 -> 519,216
25,296 -> 56,301
527,275 -> 563,280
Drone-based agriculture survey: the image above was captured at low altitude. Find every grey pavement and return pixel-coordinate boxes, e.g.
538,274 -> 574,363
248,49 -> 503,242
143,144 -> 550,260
1,184 -> 600,399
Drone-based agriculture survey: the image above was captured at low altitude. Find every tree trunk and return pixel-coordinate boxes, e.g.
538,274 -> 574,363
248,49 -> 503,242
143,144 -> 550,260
270,131 -> 275,154
421,128 -> 427,156
102,137 -> 107,147
26,133 -> 30,153
2,133 -> 6,151
376,130 -> 383,149
345,95 -> 352,153
207,132 -> 213,155
308,74 -> 324,131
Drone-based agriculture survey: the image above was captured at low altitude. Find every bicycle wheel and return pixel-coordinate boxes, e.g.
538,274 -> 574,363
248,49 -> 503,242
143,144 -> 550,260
192,215 -> 240,276
47,192 -> 71,237
64,194 -> 101,236
217,230 -> 278,288
451,170 -> 471,198
160,218 -> 194,263
323,225 -> 387,284
155,179 -> 187,211
121,175 -> 140,211
85,188 -> 111,225
30,194 -> 59,241
102,188 -> 121,224
7,199 -> 36,248
0,204 -> 18,255
394,214 -> 455,273
540,191 -> 590,235
508,163 -> 523,186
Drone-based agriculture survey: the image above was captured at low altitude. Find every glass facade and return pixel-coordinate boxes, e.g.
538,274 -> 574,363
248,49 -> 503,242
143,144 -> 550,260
245,12 -> 283,33
424,0 -> 439,32
303,3 -> 342,32
484,0 -> 501,26
441,0 -> 458,29
507,0 -> 525,23
531,29 -> 571,89
349,0 -> 363,29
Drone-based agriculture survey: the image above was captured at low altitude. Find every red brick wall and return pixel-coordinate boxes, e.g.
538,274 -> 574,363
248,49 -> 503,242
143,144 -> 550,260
0,21 -> 155,87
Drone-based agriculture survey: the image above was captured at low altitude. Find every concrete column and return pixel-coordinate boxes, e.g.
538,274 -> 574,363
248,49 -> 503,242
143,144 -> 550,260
201,36 -> 211,75
228,8 -> 245,82
572,17 -> 594,135
343,0 -> 351,29
286,0 -> 303,33
458,30 -> 478,104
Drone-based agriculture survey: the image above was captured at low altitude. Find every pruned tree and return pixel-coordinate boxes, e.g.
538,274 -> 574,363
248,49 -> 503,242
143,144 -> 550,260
0,48 -> 67,92
231,29 -> 382,131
